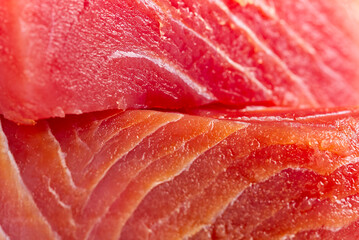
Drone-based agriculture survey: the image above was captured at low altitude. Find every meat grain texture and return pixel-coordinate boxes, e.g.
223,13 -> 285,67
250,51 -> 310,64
1,0 -> 359,122
1,0 -> 359,240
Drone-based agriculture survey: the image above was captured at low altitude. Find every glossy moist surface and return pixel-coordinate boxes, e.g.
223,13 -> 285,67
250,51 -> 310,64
2,0 -> 359,122
1,109 -> 359,239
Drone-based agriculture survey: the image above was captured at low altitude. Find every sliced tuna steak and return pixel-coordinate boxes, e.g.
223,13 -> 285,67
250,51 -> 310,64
2,0 -> 359,122
1,108 -> 359,239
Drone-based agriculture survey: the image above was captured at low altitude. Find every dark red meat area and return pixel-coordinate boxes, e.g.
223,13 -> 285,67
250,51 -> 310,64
1,0 -> 359,122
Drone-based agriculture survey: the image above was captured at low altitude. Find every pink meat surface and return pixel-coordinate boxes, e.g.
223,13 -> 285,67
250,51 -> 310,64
2,0 -> 359,123
2,1 -> 359,239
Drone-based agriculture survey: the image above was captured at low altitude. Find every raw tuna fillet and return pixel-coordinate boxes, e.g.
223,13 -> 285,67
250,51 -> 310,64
1,108 -> 359,239
2,0 -> 359,123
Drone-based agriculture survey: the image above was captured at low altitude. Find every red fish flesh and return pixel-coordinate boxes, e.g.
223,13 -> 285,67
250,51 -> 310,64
2,0 -> 359,123
1,108 -> 359,239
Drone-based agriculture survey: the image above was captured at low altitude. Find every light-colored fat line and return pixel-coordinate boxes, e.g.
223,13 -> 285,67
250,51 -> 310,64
229,109 -> 354,122
183,167 -> 300,239
47,183 -> 77,228
295,110 -> 352,120
113,120 -> 246,239
46,126 -> 79,190
83,115 -> 184,239
47,184 -> 72,211
0,225 -> 10,240
253,0 -> 316,55
183,188 -> 246,240
83,113 -> 184,194
138,0 -> 273,98
82,114 -> 184,236
129,121 -> 246,238
212,0 -> 318,106
249,165 -> 359,237
184,161 -> 359,239
82,112 -> 155,171
0,121 -> 59,239
254,0 -> 347,86
109,51 -> 216,101
171,18 -> 273,97
73,129 -> 92,153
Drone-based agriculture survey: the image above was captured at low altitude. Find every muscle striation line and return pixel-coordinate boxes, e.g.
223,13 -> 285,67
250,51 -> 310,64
0,121 -> 58,239
73,129 -> 92,153
251,194 -> 359,239
94,120 -> 246,239
139,0 -> 273,97
47,126 -> 79,190
82,112 -> 155,170
85,120 -> 214,239
47,184 -> 72,211
82,116 -> 200,215
253,0 -> 350,86
212,0 -> 318,106
47,184 -> 77,228
151,149 -> 359,239
81,115 -> 186,218
192,164 -> 359,239
305,0 -> 359,44
83,114 -> 184,199
109,51 -> 216,101
172,18 -> 273,97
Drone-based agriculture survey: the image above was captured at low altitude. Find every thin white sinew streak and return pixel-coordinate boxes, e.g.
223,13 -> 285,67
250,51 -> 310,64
109,51 -> 216,101
138,0 -> 273,98
0,122 -> 59,239
212,0 -> 319,106
46,125 -> 79,190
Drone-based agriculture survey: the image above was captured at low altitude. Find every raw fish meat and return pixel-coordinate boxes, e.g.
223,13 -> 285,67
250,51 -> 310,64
2,0 -> 359,123
1,108 -> 359,239
2,0 -> 359,239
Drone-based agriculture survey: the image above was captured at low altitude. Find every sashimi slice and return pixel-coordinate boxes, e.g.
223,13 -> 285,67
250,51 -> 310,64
2,0 -> 359,122
1,108 -> 359,239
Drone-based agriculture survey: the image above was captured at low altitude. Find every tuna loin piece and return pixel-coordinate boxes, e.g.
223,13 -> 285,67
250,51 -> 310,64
1,108 -> 359,239
2,0 -> 359,122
